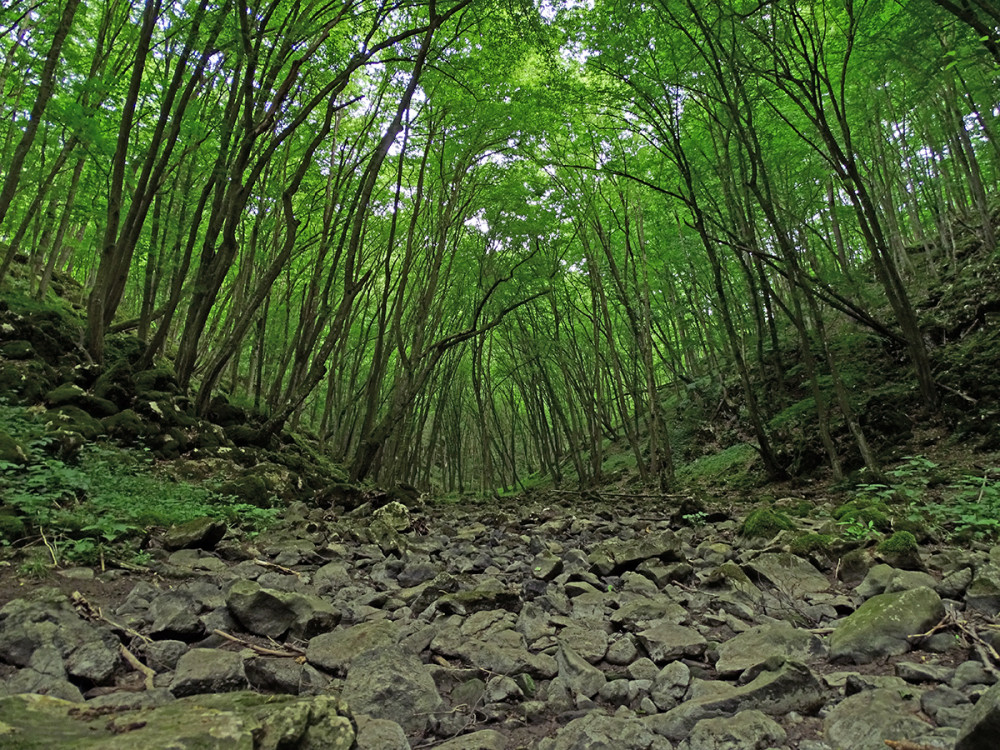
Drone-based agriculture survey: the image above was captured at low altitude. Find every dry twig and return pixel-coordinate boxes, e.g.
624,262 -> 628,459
118,644 -> 155,690
212,629 -> 306,658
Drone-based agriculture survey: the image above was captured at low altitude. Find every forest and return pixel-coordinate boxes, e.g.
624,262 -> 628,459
1,0 -> 999,494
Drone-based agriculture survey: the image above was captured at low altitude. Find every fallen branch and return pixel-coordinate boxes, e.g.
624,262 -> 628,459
253,559 -> 301,576
212,629 -> 306,658
119,644 -> 155,690
71,591 -> 151,644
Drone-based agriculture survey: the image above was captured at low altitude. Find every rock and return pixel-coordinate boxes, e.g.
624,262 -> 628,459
824,689 -> 933,750
170,648 -> 248,697
884,569 -> 937,594
436,580 -> 522,615
678,709 -> 786,750
355,714 -> 410,750
531,551 -> 564,580
227,579 -> 338,639
246,656 -> 329,695
148,590 -> 205,639
588,530 -> 682,575
715,622 -> 824,675
747,552 -> 829,596
372,501 -> 411,531
557,620 -> 609,663
829,587 -> 944,663
163,517 -> 228,551
855,563 -> 896,599
555,643 -> 606,697
0,429 -> 28,463
966,564 -> 1000,615
650,660 -> 691,712
636,621 -> 707,663
0,691 -> 354,750
956,680 -> 1000,749
644,660 -> 823,742
539,710 -> 661,750
0,589 -> 121,677
341,647 -> 442,734
306,620 -> 399,675
433,729 -> 507,749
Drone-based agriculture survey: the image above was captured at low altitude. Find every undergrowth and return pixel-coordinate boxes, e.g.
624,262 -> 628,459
0,401 -> 276,568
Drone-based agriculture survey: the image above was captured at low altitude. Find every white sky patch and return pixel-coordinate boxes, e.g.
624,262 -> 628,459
465,211 -> 490,233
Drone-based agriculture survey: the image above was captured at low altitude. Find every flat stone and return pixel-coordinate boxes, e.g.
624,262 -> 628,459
306,621 -> 399,675
715,622 -> 824,675
956,680 -> 1000,749
637,622 -> 707,663
170,648 -> 248,697
748,553 -> 829,596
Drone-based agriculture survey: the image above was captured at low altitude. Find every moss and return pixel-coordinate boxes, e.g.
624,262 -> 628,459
0,510 -> 26,541
789,533 -> 835,556
834,499 -> 892,532
878,530 -> 918,554
741,508 -> 795,538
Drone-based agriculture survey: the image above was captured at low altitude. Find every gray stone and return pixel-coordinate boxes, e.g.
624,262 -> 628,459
485,674 -> 524,703
227,579 -> 338,639
956,681 -> 1000,749
170,648 -> 248,697
952,660 -> 995,689
556,644 -> 606,697
433,730 -> 507,749
644,660 -> 822,742
306,620 -> 399,675
355,714 -> 410,750
748,552 -> 829,596
539,710 -> 663,750
531,552 -> 564,580
966,564 -> 1000,615
372,501 -> 411,531
678,710 -> 786,750
937,567 -> 973,599
143,640 -> 188,671
715,622 -> 824,675
341,647 -> 442,734
588,530 -> 682,575
895,661 -> 955,683
637,622 -> 707,663
163,517 -> 227,551
824,689 -> 933,750
829,587 -> 944,664
557,620 -> 609,663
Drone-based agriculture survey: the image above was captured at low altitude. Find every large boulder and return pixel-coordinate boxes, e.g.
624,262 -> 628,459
956,681 -> 1000,750
714,622 -> 825,675
678,710 -> 787,750
538,710 -> 661,750
829,586 -> 944,664
824,688 -> 933,750
0,691 -> 355,750
341,647 -> 442,734
226,579 -> 339,640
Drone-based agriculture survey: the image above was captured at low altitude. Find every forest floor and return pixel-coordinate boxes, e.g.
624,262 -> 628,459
2,444 -> 1000,749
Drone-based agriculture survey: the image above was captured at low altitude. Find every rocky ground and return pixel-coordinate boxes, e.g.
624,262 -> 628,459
1,493 -> 999,750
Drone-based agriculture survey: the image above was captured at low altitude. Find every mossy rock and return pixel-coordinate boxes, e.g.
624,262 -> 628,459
789,533 -> 835,556
834,497 -> 890,519
741,508 -> 795,539
216,474 -> 273,508
877,530 -> 922,570
44,383 -> 118,418
133,366 -> 179,397
46,405 -> 105,440
207,396 -> 248,427
1,339 -> 34,360
837,547 -> 872,586
93,361 -> 134,409
0,430 -> 29,464
0,360 -> 56,403
102,409 -> 150,443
